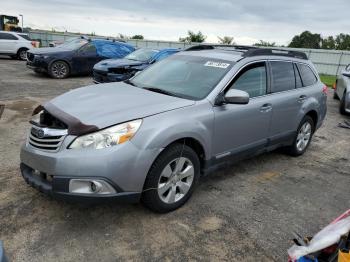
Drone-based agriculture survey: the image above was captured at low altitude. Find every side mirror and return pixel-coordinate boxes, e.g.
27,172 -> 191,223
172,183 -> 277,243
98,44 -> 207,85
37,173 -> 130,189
216,89 -> 249,105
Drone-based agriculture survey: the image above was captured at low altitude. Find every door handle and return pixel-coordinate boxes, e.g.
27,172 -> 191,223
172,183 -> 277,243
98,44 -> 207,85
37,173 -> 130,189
260,103 -> 272,112
298,95 -> 307,103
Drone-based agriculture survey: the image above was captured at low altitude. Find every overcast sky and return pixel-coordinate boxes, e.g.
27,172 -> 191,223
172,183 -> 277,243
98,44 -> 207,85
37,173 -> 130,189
2,0 -> 350,45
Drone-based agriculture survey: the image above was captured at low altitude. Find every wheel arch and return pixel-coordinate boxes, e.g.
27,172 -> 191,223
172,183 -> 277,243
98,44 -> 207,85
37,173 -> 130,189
163,137 -> 206,172
305,110 -> 318,129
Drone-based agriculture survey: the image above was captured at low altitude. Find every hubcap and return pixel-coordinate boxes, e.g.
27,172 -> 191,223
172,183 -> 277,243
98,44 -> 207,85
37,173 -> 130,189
296,122 -> 312,151
52,62 -> 67,78
157,157 -> 194,204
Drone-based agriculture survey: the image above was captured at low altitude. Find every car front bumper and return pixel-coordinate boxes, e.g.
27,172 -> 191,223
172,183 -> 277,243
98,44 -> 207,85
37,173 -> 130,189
20,135 -> 162,203
93,69 -> 131,84
26,59 -> 49,73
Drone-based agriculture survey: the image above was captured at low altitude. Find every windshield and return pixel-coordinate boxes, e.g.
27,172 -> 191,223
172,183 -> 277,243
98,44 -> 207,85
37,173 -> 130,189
131,55 -> 234,100
125,48 -> 159,62
58,38 -> 89,50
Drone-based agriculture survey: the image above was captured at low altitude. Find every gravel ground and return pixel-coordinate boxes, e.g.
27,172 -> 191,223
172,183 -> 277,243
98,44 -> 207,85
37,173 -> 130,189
0,58 -> 350,262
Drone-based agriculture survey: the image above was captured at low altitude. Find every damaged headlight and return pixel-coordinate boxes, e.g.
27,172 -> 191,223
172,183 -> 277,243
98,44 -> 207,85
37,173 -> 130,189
69,119 -> 142,150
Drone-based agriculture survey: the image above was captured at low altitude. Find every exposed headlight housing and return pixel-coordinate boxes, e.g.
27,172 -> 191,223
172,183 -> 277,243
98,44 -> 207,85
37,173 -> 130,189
69,119 -> 142,150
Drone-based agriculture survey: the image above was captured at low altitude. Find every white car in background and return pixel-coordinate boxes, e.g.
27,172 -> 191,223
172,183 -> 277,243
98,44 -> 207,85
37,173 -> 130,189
0,31 -> 35,60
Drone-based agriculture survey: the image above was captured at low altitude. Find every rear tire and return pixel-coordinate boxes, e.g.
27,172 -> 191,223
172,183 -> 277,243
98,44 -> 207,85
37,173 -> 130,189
17,48 -> 28,60
286,116 -> 315,157
142,143 -> 200,213
49,61 -> 70,79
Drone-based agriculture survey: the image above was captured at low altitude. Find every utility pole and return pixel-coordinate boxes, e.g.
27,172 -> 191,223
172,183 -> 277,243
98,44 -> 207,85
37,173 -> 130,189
19,14 -> 23,31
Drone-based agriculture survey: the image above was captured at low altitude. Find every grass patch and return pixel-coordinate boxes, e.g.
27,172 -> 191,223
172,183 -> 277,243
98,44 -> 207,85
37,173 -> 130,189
320,74 -> 336,87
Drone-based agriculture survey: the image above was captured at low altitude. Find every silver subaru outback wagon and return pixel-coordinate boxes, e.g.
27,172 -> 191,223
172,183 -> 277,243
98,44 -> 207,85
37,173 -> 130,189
20,45 -> 327,213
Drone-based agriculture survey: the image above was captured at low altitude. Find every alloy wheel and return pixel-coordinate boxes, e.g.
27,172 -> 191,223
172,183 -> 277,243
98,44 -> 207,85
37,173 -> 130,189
157,157 -> 194,204
51,62 -> 68,78
296,122 -> 312,152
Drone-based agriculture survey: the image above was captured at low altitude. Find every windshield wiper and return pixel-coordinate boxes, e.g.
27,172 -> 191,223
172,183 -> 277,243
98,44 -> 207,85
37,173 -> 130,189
142,87 -> 179,97
124,79 -> 137,87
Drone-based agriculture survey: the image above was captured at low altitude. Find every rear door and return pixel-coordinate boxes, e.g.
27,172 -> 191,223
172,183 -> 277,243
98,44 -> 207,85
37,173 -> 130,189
212,61 -> 273,159
267,60 -> 303,145
0,32 -> 18,54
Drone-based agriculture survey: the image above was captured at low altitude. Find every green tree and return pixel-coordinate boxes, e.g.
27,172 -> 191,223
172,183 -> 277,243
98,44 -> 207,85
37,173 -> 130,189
288,31 -> 322,49
131,34 -> 144,40
253,40 -> 276,47
335,34 -> 350,50
179,30 -> 206,43
217,36 -> 235,45
321,36 -> 336,49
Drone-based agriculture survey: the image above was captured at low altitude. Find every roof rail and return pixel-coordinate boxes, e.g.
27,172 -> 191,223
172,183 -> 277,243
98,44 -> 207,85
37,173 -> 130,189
185,44 -> 308,60
185,44 -> 256,51
243,48 -> 308,60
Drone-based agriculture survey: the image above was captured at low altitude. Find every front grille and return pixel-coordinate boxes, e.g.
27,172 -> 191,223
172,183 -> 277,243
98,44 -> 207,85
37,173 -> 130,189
29,126 -> 67,152
27,52 -> 35,62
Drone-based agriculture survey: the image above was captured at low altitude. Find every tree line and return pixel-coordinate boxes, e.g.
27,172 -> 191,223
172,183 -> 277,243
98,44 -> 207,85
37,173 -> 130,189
177,30 -> 350,50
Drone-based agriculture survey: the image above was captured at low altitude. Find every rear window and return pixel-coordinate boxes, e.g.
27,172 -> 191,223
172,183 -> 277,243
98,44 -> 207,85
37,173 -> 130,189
18,34 -> 31,41
270,61 -> 295,93
297,64 -> 317,86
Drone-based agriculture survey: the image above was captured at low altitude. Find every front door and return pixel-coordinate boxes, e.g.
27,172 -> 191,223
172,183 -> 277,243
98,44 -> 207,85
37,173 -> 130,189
212,61 -> 272,159
73,43 -> 100,74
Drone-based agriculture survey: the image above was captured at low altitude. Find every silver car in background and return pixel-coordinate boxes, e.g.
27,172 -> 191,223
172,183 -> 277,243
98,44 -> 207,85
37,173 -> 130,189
20,46 -> 327,213
334,64 -> 350,115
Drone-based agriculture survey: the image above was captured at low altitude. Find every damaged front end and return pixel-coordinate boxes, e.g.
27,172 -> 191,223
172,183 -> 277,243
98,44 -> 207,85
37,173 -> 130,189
93,65 -> 141,84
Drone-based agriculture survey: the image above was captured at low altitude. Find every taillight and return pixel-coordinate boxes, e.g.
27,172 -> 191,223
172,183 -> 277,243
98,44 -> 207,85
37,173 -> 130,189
333,82 -> 337,90
322,85 -> 328,96
31,41 -> 36,47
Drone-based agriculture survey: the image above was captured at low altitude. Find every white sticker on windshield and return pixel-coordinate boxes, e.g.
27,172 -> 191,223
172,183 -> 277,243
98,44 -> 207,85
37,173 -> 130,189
204,61 -> 230,69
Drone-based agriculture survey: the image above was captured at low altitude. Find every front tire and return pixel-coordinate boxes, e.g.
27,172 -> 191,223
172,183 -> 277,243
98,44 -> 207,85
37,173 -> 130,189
286,116 -> 315,156
49,61 -> 70,79
142,143 -> 200,213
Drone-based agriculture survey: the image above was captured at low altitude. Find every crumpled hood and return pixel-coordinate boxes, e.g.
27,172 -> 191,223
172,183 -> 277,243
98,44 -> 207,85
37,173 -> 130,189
94,58 -> 145,71
29,47 -> 72,55
45,82 -> 194,131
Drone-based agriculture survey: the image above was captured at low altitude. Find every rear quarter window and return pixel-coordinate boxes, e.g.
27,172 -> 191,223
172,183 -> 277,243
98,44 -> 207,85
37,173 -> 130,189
18,34 -> 31,41
297,63 -> 317,86
270,61 -> 295,93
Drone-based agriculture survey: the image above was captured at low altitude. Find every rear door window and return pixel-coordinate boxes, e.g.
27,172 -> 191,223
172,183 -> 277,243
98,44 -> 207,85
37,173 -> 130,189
297,63 -> 317,86
230,62 -> 267,98
270,61 -> 295,93
0,33 -> 18,40
294,64 -> 303,88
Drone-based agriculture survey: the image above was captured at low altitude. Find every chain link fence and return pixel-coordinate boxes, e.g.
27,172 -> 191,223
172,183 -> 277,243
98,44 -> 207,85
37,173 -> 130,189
28,31 -> 350,76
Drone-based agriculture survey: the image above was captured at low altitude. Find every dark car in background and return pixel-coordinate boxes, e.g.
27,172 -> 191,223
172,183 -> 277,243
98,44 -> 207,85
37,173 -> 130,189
92,47 -> 179,83
26,38 -> 135,78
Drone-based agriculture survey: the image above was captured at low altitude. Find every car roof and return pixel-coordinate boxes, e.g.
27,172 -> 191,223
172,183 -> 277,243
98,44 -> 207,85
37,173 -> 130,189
181,45 -> 309,63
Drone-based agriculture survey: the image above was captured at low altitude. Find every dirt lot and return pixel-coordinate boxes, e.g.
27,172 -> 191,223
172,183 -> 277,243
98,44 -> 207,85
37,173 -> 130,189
0,57 -> 350,262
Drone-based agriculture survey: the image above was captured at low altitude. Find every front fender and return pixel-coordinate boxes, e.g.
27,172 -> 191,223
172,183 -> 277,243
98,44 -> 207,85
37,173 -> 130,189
131,103 -> 214,161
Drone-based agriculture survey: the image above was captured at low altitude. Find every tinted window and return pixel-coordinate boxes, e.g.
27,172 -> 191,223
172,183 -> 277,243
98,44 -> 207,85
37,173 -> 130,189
230,62 -> 267,98
297,64 -> 317,86
271,61 -> 295,92
294,64 -> 303,88
18,34 -> 31,41
79,43 -> 96,53
0,33 -> 18,40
